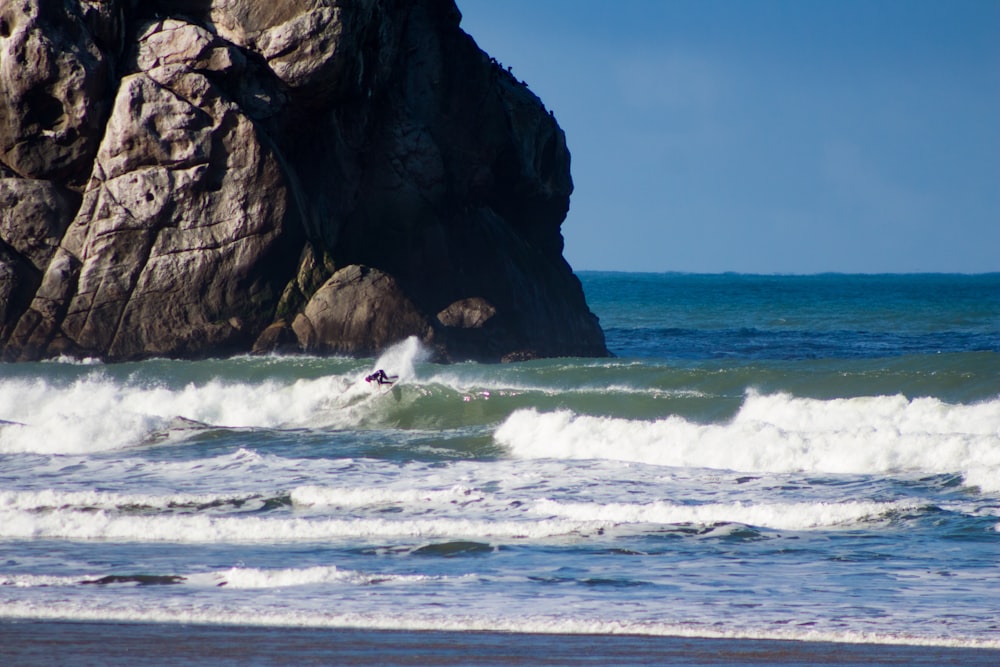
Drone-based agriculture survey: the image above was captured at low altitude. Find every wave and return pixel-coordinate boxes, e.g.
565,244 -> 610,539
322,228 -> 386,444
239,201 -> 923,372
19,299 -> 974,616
290,485 -> 484,508
530,498 -> 922,531
0,484 -> 486,514
212,564 -> 440,588
0,365 -> 698,457
0,508 -> 605,542
0,601 -> 996,649
0,489 -> 266,512
4,339 -> 998,456
1,564 -> 440,590
0,339 -> 434,455
0,374 -> 342,454
0,489 -> 936,545
495,392 -> 1000,492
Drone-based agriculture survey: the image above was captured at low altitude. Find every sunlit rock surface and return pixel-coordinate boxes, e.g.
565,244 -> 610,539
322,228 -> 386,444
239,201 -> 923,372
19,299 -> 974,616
0,0 -> 607,362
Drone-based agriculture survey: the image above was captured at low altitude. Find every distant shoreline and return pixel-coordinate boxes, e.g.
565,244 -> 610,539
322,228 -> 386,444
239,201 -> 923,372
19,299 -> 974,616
2,620 -> 998,666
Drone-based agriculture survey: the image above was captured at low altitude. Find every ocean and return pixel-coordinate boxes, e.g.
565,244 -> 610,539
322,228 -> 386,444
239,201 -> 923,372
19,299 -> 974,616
1,272 -> 998,655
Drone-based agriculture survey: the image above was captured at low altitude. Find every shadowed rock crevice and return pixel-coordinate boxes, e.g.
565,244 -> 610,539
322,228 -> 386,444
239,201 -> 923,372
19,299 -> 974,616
1,0 -> 607,363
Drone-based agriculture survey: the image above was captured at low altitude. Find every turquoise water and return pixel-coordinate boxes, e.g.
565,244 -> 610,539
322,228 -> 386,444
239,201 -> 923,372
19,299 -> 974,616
1,273 -> 998,648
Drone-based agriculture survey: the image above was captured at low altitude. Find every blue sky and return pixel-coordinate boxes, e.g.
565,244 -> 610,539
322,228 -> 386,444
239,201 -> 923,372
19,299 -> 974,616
457,0 -> 1000,273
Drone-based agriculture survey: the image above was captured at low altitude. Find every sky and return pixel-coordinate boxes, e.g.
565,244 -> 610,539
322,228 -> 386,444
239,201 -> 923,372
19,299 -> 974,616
456,0 -> 1000,274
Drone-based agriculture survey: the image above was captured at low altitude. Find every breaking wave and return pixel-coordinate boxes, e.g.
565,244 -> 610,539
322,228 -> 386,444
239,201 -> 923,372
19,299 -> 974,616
495,392 -> 1000,492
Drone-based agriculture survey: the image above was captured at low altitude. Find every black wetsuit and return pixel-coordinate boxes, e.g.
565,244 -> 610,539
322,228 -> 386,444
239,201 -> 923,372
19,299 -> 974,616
366,370 -> 390,385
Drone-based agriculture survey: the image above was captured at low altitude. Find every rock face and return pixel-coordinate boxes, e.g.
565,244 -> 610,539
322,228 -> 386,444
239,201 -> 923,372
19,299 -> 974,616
0,0 -> 607,363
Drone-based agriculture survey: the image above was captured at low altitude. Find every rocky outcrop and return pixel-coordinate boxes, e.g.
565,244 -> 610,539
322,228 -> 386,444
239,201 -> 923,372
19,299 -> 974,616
0,1 -> 119,187
0,176 -> 78,345
291,264 -> 433,357
0,0 -> 607,363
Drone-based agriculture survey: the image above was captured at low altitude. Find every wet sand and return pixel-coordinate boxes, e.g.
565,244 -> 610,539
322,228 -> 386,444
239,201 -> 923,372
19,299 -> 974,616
2,621 -> 998,666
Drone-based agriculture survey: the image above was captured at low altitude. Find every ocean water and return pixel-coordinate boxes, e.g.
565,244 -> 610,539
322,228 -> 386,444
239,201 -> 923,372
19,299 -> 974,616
1,272 -> 998,649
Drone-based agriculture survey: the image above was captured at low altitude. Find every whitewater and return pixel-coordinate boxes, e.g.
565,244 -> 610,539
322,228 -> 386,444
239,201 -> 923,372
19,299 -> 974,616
1,272 -> 998,650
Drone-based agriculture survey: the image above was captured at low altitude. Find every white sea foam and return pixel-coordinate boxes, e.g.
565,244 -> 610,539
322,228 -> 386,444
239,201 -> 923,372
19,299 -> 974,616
0,374 -> 356,455
0,338 -> 436,454
182,565 -> 442,588
42,355 -> 104,365
0,602 -> 997,650
0,495 -> 920,543
0,509 -> 604,542
0,489 -> 260,511
0,573 -> 85,587
531,498 -> 921,530
290,485 -> 483,508
424,368 -> 700,400
207,565 -> 436,588
0,565 -> 441,589
0,376 -> 173,454
495,393 -> 1000,491
371,336 -> 428,383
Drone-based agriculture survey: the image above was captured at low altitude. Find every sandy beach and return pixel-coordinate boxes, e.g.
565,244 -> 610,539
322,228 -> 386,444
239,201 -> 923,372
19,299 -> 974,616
2,621 -> 998,666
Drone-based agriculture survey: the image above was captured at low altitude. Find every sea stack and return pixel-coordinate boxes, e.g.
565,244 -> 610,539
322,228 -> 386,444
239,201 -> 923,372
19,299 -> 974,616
0,0 -> 607,362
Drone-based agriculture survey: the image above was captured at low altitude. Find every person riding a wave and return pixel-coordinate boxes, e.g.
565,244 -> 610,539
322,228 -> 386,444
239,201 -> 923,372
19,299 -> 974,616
365,369 -> 392,386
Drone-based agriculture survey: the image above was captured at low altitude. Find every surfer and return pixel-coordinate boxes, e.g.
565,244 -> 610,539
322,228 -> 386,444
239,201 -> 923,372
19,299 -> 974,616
365,369 -> 393,386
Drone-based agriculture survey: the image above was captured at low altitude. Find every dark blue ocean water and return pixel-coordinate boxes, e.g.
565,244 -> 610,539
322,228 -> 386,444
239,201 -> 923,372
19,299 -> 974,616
586,272 -> 1000,360
1,273 -> 998,649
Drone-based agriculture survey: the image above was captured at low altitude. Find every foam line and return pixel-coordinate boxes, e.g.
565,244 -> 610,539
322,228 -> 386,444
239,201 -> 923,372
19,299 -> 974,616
0,566 -> 438,589
531,498 -> 922,530
290,485 -> 483,507
0,603 -> 996,650
495,393 -> 1000,491
0,489 -> 262,511
0,509 -> 604,542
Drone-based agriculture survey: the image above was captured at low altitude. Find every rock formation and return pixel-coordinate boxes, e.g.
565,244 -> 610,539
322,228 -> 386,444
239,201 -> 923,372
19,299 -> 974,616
0,0 -> 607,363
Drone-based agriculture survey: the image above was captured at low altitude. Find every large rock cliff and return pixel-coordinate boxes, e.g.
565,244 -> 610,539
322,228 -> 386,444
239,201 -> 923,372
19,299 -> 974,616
0,0 -> 607,362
